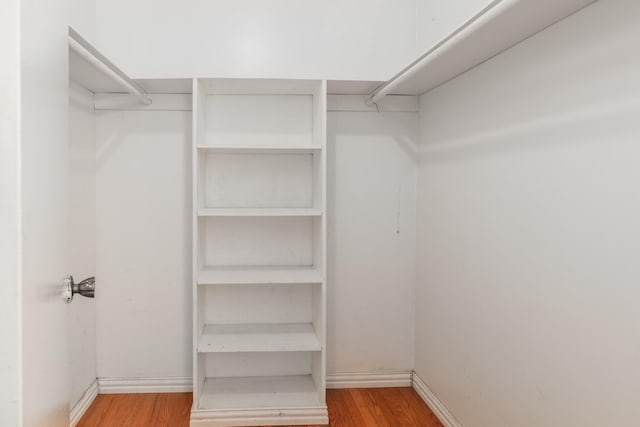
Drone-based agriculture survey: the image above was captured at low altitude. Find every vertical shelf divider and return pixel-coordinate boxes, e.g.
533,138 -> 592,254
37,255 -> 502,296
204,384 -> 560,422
192,77 -> 207,410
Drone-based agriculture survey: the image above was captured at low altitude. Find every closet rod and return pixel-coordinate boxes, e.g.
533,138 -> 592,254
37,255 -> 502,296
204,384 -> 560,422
368,0 -> 504,104
68,28 -> 152,106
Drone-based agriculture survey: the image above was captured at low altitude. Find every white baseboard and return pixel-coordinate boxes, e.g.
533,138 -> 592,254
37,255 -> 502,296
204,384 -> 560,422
70,378 -> 98,427
327,371 -> 412,389
190,407 -> 328,426
412,372 -> 462,427
98,376 -> 193,394
97,372 -> 411,394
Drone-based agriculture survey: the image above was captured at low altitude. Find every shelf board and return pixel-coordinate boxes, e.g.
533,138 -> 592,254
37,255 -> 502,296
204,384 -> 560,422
69,27 -> 140,94
199,375 -> 322,410
197,145 -> 321,154
198,208 -> 322,217
379,0 -> 596,97
198,268 -> 323,286
198,323 -> 321,353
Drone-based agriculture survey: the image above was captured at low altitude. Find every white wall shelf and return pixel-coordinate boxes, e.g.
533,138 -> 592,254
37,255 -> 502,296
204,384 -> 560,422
197,208 -> 322,217
197,268 -> 323,286
199,375 -> 322,410
369,0 -> 596,102
192,78 -> 327,425
198,323 -> 321,353
197,145 -> 321,154
68,27 -> 150,103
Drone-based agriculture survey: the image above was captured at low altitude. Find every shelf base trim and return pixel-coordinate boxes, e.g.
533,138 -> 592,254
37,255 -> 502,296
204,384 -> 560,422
190,406 -> 328,426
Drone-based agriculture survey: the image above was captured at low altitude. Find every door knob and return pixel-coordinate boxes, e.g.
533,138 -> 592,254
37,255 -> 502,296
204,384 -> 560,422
63,275 -> 95,303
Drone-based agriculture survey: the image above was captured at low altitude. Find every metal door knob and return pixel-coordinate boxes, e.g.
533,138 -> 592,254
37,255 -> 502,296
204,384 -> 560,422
63,275 -> 95,303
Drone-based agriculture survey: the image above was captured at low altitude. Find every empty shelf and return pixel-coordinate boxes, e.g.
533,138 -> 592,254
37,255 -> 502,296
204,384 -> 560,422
197,268 -> 323,285
198,208 -> 322,217
199,375 -> 322,410
198,323 -> 321,353
198,145 -> 321,154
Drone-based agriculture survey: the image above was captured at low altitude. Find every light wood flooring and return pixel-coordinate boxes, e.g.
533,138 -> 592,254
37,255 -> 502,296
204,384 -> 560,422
77,387 -> 444,426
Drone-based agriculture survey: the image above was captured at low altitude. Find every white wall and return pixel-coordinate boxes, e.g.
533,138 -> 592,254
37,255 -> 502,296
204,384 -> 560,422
93,105 -> 418,381
0,0 -> 21,424
68,83 -> 97,408
327,110 -> 417,374
92,0 -> 502,82
84,0 -> 512,388
416,0 -> 640,425
418,0 -> 490,51
93,0 -> 421,81
69,0 -> 98,415
69,0 -> 96,42
95,109 -> 192,380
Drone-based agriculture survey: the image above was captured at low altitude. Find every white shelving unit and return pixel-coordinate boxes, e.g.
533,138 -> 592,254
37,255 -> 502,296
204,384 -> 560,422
191,78 -> 328,426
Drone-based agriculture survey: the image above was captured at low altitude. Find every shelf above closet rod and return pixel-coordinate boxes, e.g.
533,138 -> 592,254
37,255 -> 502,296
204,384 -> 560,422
368,0 -> 597,103
68,27 -> 152,105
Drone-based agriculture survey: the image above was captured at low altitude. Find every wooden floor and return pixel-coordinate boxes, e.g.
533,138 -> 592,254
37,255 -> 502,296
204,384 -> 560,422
78,387 -> 443,426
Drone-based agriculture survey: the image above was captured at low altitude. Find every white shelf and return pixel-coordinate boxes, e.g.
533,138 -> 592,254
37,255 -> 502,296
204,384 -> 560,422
199,375 -> 322,410
198,323 -> 321,353
198,208 -> 322,217
198,145 -> 321,154
68,27 -> 150,105
198,268 -> 323,285
372,0 -> 596,99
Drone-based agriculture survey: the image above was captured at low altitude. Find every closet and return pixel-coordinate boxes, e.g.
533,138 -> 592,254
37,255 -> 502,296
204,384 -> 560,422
61,0 -> 619,426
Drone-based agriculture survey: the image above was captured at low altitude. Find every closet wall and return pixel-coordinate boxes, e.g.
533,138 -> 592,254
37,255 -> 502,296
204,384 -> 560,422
68,0 -> 98,417
415,0 -> 640,425
93,104 -> 418,383
68,83 -> 97,408
327,110 -> 417,375
69,0 -> 96,42
93,0 -> 421,81
90,0 -> 461,385
417,0 -> 489,52
95,108 -> 192,383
